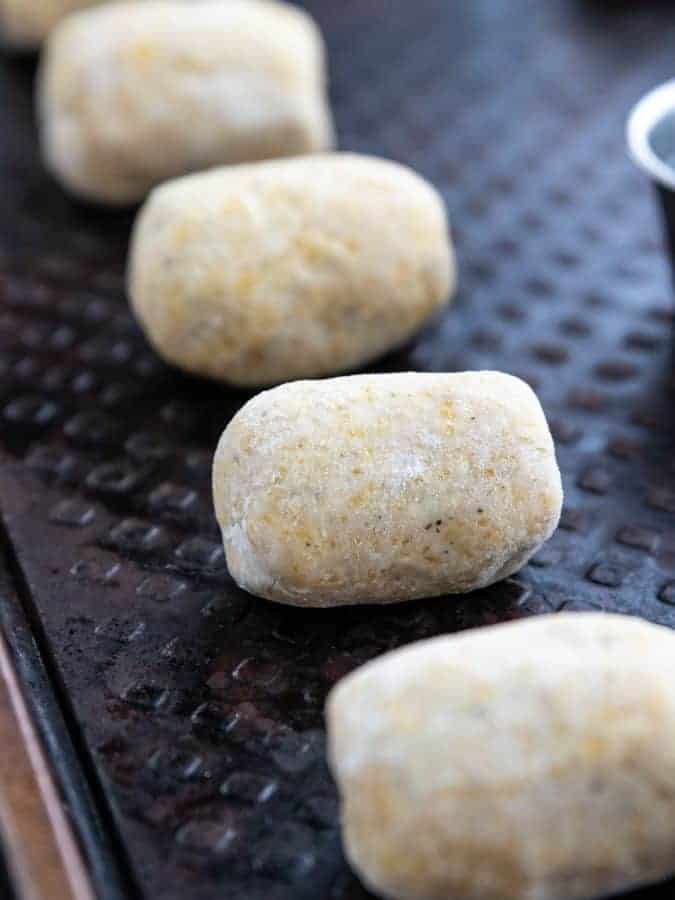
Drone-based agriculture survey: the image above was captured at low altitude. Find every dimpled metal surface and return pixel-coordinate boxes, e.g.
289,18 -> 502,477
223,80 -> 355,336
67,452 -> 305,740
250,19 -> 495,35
2,1 -> 675,898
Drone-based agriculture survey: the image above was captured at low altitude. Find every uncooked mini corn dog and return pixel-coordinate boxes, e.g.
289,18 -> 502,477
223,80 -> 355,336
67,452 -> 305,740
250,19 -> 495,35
1,0 -> 226,49
326,613 -> 675,900
0,0 -> 101,49
37,0 -> 334,203
129,153 -> 455,385
212,372 -> 562,607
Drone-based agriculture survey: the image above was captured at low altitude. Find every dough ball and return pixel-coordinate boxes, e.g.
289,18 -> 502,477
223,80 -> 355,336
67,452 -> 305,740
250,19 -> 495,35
1,0 -> 102,49
37,0 -> 334,203
212,371 -> 562,606
128,153 -> 455,385
327,613 -> 675,900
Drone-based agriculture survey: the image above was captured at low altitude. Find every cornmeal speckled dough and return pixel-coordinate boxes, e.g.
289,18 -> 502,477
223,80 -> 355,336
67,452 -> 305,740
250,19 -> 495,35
212,372 -> 562,607
0,0 -> 102,49
326,613 -> 675,900
37,0 -> 334,204
128,154 -> 455,385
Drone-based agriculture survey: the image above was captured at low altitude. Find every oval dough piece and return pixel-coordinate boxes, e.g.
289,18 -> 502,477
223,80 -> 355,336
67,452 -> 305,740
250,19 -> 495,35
212,371 -> 562,606
129,153 -> 455,385
326,613 -> 675,900
37,0 -> 334,204
1,0 -> 225,49
1,0 -> 101,49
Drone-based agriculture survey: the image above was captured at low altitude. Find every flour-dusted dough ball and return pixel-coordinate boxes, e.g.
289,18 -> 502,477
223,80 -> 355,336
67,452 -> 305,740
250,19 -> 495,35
129,154 -> 455,385
2,1 -> 230,50
327,613 -> 675,900
212,372 -> 562,607
0,0 -> 102,49
37,0 -> 334,204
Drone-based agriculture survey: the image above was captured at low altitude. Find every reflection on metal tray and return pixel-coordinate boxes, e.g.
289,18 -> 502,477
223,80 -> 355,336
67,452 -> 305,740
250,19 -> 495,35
2,1 -> 675,897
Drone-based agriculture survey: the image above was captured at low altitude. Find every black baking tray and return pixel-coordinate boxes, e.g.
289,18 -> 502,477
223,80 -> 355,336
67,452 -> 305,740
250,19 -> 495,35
2,1 -> 675,898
